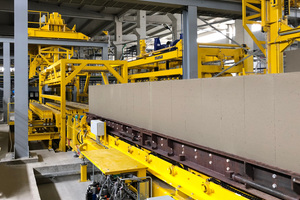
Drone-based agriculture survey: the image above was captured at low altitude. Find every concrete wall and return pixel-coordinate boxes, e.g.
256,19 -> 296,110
89,73 -> 300,173
285,48 -> 300,72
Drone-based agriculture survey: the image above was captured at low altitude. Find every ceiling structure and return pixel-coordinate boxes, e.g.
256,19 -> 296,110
0,0 -> 242,40
0,0 -> 298,55
0,0 -> 299,44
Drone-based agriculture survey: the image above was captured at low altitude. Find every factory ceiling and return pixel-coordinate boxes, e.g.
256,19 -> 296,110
0,0 -> 242,40
1,0 -> 300,41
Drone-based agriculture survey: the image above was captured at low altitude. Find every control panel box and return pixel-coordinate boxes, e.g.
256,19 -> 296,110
91,120 -> 105,137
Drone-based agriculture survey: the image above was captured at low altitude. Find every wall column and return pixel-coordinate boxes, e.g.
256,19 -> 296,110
113,17 -> 123,60
167,13 -> 182,40
234,19 -> 254,49
14,0 -> 29,158
182,6 -> 198,79
134,10 -> 146,56
102,47 -> 108,60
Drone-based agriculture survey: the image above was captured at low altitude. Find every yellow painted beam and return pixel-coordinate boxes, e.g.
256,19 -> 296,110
105,64 -> 127,84
40,94 -> 62,101
65,63 -> 86,84
128,50 -> 182,68
28,28 -> 89,40
28,132 -> 60,141
101,72 -> 109,85
129,68 -> 182,80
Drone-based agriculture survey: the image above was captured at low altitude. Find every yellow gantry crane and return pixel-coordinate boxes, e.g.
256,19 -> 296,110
27,11 -> 92,149
28,11 -> 89,40
243,0 -> 300,73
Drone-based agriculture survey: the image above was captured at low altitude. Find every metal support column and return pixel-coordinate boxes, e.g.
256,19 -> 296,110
14,0 -> 29,158
182,6 -> 198,79
167,13 -> 182,40
3,42 -> 10,123
113,17 -> 123,60
134,10 -> 146,56
102,47 -> 108,60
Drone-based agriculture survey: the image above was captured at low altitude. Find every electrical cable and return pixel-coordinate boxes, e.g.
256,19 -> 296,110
77,130 -> 83,144
98,175 -> 109,197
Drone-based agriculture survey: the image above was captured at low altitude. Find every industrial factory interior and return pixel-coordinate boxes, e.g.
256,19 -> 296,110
1,0 -> 300,199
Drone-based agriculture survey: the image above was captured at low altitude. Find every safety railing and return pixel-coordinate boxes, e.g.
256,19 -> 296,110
28,10 -> 49,28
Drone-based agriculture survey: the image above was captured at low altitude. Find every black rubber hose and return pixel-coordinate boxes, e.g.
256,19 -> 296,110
77,131 -> 83,144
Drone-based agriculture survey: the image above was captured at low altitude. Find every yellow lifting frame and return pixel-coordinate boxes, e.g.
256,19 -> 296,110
39,59 -> 128,151
28,11 -> 89,40
242,0 -> 300,74
128,40 -> 183,69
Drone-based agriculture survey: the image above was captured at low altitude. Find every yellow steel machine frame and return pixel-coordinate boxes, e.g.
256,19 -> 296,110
197,43 -> 253,78
39,59 -> 128,151
28,100 -> 88,149
29,45 -> 74,78
127,40 -> 254,82
26,11 -> 93,147
73,72 -> 91,103
242,0 -> 300,73
28,11 -> 89,40
65,116 -> 256,200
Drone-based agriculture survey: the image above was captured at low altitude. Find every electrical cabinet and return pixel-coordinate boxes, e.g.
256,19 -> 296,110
91,120 -> 105,137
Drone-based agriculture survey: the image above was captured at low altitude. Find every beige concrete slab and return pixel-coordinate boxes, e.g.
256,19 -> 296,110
123,84 -> 135,126
172,79 -> 202,143
200,78 -> 222,150
219,76 -> 245,156
244,75 -> 276,166
89,73 -> 300,173
133,82 -> 151,130
285,49 -> 300,73
151,81 -> 173,136
274,72 -> 300,172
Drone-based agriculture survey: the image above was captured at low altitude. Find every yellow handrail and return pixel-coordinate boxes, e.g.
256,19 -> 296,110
7,102 -> 14,125
28,10 -> 49,28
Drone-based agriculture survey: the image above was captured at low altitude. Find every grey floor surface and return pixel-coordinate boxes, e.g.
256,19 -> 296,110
0,124 -> 10,160
0,125 -> 92,200
38,176 -> 90,200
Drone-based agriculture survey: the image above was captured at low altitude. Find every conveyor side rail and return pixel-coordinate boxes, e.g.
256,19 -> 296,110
86,112 -> 300,200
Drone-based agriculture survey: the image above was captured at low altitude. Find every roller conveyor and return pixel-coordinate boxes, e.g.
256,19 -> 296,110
46,101 -> 88,114
29,102 -> 53,120
66,101 -> 89,111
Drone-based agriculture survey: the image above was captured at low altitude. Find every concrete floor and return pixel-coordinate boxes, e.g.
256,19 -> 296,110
0,125 -> 92,200
0,124 -> 10,160
38,176 -> 90,200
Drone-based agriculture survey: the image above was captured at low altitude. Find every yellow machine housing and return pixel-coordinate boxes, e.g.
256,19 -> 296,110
28,11 -> 89,40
